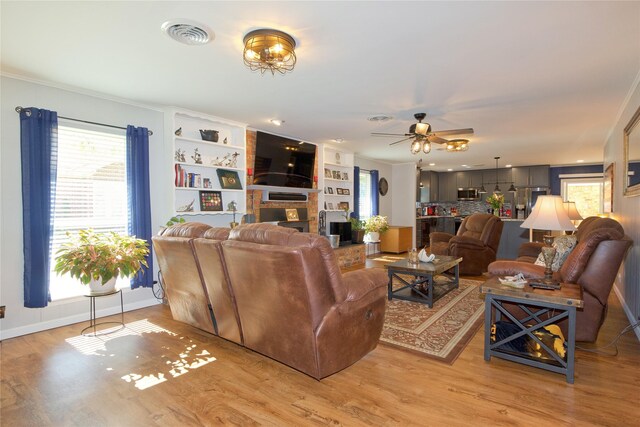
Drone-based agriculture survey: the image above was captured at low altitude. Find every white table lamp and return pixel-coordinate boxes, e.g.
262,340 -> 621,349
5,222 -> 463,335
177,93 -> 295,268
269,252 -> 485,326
521,195 -> 576,288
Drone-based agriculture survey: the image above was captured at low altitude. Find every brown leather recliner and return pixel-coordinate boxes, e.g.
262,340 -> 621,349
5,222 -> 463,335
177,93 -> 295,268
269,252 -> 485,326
152,222 -> 388,379
488,217 -> 632,342
429,213 -> 504,275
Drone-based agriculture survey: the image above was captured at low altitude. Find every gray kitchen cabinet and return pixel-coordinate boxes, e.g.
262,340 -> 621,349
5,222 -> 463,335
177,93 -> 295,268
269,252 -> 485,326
483,168 -> 512,188
529,165 -> 550,187
457,170 -> 483,188
418,170 -> 440,202
511,165 -> 549,188
438,172 -> 457,201
430,171 -> 439,201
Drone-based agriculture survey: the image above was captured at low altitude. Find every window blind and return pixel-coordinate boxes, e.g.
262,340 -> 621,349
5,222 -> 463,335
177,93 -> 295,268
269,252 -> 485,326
359,171 -> 372,220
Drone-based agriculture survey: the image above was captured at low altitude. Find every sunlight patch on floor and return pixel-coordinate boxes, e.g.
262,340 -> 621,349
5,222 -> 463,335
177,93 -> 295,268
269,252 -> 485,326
65,319 -> 217,390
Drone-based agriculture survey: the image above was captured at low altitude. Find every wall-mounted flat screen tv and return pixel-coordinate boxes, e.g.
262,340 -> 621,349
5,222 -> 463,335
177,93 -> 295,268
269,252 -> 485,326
254,131 -> 317,188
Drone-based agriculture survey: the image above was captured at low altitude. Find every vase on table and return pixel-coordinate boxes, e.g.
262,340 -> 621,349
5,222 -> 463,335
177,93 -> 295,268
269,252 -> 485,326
493,209 -> 500,217
367,231 -> 380,242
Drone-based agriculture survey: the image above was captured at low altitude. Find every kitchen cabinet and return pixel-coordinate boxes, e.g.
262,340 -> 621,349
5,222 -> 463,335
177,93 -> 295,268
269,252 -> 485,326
512,166 -> 549,187
416,217 -> 455,248
438,172 -> 457,201
418,170 -> 439,202
456,171 -> 483,188
483,168 -> 512,188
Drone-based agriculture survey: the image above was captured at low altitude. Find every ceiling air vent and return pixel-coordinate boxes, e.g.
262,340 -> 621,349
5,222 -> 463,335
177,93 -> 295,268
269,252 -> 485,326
161,19 -> 214,45
367,115 -> 393,122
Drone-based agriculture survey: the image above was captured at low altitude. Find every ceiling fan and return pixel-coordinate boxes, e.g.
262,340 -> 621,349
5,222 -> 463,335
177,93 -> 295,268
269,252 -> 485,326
372,113 -> 474,154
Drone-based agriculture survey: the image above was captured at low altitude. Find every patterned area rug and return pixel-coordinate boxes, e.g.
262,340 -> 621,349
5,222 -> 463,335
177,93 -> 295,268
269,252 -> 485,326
380,277 -> 485,364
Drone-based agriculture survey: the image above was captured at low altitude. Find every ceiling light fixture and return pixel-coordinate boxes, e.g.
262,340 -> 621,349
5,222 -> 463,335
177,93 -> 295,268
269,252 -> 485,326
445,139 -> 469,152
428,163 -> 435,166
243,29 -> 296,75
270,119 -> 284,126
333,138 -> 344,144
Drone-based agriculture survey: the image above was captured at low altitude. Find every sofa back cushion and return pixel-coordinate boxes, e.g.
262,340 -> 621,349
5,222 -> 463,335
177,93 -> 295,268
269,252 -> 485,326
153,222 -> 216,334
221,224 -> 342,375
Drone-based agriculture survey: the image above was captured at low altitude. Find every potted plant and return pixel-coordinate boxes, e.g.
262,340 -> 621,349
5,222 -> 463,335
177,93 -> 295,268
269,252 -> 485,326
350,217 -> 366,244
364,215 -> 389,243
54,229 -> 150,293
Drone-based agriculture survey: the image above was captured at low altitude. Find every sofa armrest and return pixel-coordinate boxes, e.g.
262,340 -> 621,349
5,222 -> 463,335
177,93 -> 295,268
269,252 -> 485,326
449,235 -> 486,250
341,268 -> 388,302
488,260 -> 545,279
518,242 -> 544,259
430,232 -> 454,245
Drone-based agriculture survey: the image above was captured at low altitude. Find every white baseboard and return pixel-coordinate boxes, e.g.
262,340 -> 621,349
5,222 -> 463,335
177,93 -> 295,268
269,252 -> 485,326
613,285 -> 640,342
0,298 -> 161,341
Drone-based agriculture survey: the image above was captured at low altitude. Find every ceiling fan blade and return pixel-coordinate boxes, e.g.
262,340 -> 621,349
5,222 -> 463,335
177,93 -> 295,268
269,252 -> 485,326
427,135 -> 449,145
371,132 -> 409,137
389,136 -> 415,146
432,128 -> 474,137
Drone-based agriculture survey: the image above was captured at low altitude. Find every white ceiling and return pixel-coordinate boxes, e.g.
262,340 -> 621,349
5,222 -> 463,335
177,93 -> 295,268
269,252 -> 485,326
2,1 -> 639,171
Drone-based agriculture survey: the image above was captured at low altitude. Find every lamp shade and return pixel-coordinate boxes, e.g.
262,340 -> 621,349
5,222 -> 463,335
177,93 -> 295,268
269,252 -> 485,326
521,195 -> 576,231
563,201 -> 583,221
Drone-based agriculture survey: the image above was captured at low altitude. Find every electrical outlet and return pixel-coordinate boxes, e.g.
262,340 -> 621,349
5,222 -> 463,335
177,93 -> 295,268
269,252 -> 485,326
0,306 -> 5,319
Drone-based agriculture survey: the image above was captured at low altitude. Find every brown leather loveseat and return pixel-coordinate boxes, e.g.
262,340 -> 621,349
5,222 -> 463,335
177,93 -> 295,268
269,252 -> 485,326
430,213 -> 504,275
488,217 -> 632,342
153,222 -> 388,379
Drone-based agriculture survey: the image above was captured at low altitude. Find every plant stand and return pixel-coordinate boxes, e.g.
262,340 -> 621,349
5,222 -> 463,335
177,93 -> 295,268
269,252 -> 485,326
81,289 -> 125,337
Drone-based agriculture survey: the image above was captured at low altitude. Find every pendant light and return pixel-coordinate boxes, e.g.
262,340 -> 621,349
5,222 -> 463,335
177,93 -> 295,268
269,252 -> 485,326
422,141 -> 431,154
410,139 -> 422,154
493,157 -> 502,194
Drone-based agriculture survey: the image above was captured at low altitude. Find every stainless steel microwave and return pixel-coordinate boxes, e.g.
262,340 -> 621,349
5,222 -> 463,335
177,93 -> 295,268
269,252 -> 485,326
457,188 -> 480,201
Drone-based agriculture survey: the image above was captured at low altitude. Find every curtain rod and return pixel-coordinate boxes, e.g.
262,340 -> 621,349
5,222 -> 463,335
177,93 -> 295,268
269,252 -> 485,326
15,106 -> 153,136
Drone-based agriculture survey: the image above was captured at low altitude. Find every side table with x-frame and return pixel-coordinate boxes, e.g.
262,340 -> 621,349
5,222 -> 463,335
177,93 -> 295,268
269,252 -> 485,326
480,277 -> 584,383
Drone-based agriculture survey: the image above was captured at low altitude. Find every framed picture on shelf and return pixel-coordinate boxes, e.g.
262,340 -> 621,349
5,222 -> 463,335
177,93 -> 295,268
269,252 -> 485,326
328,187 -> 334,194
336,188 -> 343,195
203,178 -> 212,189
286,209 -> 299,221
199,191 -> 223,211
332,170 -> 341,179
342,172 -> 349,181
216,169 -> 243,189
327,202 -> 334,210
337,201 -> 349,210
343,188 -> 350,195
324,168 -> 332,178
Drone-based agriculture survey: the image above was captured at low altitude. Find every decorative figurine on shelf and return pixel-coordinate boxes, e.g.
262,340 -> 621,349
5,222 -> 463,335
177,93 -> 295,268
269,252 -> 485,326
224,152 -> 240,168
199,129 -> 219,142
210,156 -> 223,166
191,148 -> 203,164
223,137 -> 228,145
228,201 -> 238,229
176,199 -> 195,212
174,127 -> 182,136
174,148 -> 186,163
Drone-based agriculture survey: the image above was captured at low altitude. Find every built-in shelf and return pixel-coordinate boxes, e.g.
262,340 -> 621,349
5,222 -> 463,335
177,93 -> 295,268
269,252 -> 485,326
174,162 -> 243,171
175,136 -> 246,150
177,211 -> 246,216
324,178 -> 351,183
175,187 -> 244,192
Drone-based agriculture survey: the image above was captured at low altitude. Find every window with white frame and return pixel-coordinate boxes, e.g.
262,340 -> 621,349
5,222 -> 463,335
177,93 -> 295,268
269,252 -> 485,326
358,170 -> 372,220
49,124 -> 128,300
561,176 -> 603,219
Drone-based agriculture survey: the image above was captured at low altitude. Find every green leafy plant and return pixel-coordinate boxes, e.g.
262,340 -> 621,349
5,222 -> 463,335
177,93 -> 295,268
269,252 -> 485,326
349,217 -> 365,231
165,216 -> 185,227
364,215 -> 389,233
54,229 -> 149,285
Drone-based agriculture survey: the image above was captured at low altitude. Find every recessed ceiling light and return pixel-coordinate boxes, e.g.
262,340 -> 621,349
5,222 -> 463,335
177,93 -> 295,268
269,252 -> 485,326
333,138 -> 344,144
428,163 -> 435,166
161,19 -> 214,45
576,159 -> 584,163
367,115 -> 393,122
447,168 -> 453,172
270,119 -> 284,126
505,164 -> 512,168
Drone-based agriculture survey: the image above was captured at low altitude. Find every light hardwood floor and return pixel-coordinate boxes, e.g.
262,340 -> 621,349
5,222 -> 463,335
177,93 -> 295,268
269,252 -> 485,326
2,260 -> 639,426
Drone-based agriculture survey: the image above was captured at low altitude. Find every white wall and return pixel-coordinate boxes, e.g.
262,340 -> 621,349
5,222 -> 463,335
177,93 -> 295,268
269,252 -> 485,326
603,72 -> 640,335
0,76 -> 167,339
391,163 -> 418,247
354,155 -> 394,222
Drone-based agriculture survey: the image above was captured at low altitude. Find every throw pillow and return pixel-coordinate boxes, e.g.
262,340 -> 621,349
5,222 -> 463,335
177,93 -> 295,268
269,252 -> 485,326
534,235 -> 578,272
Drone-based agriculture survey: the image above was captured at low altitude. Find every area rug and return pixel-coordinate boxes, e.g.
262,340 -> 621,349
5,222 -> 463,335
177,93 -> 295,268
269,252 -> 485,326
380,277 -> 485,364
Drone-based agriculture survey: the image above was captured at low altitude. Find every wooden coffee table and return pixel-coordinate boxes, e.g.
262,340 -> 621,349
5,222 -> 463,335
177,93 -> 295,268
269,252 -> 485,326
385,255 -> 462,308
480,277 -> 584,383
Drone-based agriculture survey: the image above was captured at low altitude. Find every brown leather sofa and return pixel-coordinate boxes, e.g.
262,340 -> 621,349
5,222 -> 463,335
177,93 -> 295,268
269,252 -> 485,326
153,222 -> 388,379
488,217 -> 632,342
429,213 -> 504,275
